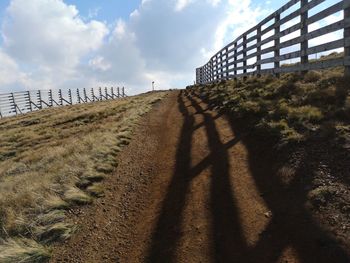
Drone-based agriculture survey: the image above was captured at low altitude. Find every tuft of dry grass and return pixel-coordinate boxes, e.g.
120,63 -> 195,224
44,196 -> 69,211
63,187 -> 93,205
86,183 -> 104,198
0,91 -> 167,261
35,223 -> 75,244
0,238 -> 51,263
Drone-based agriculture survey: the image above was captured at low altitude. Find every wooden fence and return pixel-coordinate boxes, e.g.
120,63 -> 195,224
196,0 -> 350,84
0,87 -> 126,118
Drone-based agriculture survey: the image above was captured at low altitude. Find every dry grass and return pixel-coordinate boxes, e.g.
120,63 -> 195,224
0,91 -> 167,262
0,238 -> 51,263
191,58 -> 349,145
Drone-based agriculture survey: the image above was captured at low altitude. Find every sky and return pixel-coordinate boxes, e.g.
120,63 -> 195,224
0,0 -> 343,95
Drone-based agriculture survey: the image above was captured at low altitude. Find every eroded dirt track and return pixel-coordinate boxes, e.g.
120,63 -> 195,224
51,91 -> 349,263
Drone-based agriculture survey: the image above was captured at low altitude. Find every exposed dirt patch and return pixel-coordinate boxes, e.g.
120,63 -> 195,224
51,91 -> 350,263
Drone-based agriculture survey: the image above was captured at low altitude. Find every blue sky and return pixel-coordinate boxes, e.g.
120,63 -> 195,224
0,0 -> 342,94
0,0 -> 279,22
0,0 -> 142,26
64,0 -> 141,21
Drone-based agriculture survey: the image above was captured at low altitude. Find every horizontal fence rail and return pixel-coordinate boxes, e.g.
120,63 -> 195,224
0,87 -> 127,118
196,0 -> 350,84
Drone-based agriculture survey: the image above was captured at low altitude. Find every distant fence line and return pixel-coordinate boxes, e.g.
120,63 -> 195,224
0,87 -> 127,118
196,0 -> 350,84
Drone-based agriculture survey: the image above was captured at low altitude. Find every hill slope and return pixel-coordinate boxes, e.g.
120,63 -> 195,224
0,91 -> 167,262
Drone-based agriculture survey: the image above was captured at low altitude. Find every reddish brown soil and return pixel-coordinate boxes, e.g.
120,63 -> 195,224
51,91 -> 350,263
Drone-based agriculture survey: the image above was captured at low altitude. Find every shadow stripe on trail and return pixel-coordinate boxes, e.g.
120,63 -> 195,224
187,95 -> 248,262
145,92 -> 195,262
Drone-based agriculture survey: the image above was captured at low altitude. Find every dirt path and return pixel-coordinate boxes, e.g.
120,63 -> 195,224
51,91 -> 349,263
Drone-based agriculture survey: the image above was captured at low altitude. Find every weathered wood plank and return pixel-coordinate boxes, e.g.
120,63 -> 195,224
307,1 -> 343,25
260,0 -> 326,36
276,56 -> 350,73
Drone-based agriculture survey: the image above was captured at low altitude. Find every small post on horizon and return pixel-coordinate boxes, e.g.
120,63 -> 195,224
68,89 -> 72,105
152,81 -> 155,92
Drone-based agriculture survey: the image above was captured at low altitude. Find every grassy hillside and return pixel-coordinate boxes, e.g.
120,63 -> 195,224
188,65 -> 350,251
192,67 -> 349,146
0,91 -> 167,262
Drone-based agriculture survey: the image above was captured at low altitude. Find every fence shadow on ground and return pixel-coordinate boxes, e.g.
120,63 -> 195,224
225,118 -> 350,263
146,91 -> 350,263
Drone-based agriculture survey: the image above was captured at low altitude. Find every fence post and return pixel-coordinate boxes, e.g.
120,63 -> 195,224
243,35 -> 247,78
220,51 -> 224,80
122,87 -> 125,97
345,1 -> 350,78
225,47 -> 229,80
208,63 -> 210,83
206,63 -> 209,83
234,42 -> 237,80
208,63 -> 210,82
206,64 -> 209,83
300,0 -> 308,74
58,89 -> 63,106
275,14 -> 281,77
10,93 -> 17,115
83,88 -> 86,102
203,67 -> 205,83
104,87 -> 108,99
256,26 -> 261,77
68,89 -> 72,105
76,89 -> 81,104
214,59 -> 216,82
49,90 -> 53,107
26,91 -> 33,112
90,88 -> 94,102
111,87 -> 115,99
85,88 -> 90,102
99,87 -> 103,100
38,90 -> 43,109
212,57 -> 215,82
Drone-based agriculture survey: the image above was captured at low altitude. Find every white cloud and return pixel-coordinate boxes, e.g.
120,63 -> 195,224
88,56 -> 111,71
0,49 -> 26,87
130,9 -> 140,18
208,0 -> 221,7
114,19 -> 127,38
0,0 -> 109,92
3,0 -> 108,69
213,0 -> 270,52
88,7 -> 101,19
0,0 -> 273,94
175,0 -> 192,11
